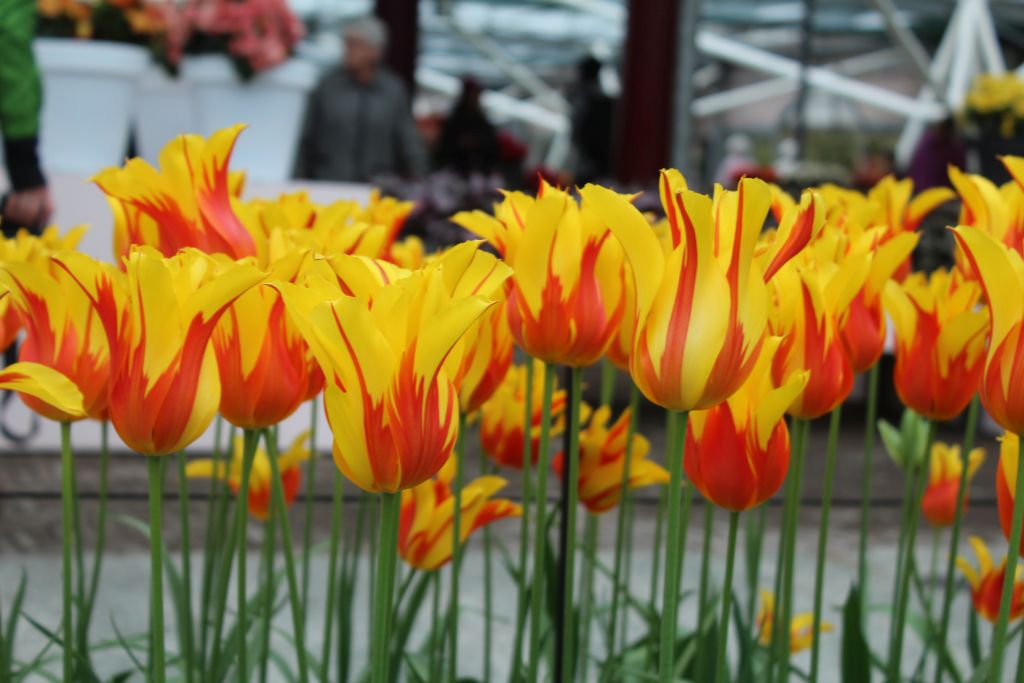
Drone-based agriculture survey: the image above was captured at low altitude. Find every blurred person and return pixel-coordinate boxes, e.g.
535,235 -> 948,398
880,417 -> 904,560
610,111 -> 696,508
907,117 -> 965,190
434,77 -> 499,176
714,133 -> 756,187
297,14 -> 428,182
0,0 -> 53,234
569,55 -> 614,183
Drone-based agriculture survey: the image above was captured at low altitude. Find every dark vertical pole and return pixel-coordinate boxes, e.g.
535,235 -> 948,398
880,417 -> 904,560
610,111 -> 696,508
793,0 -> 816,159
615,0 -> 682,185
374,0 -> 420,94
555,365 -> 574,683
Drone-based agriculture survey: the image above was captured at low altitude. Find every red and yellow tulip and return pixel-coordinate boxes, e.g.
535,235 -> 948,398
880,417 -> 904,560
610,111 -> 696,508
953,227 -> 1024,434
398,454 -> 521,571
580,174 -> 821,412
480,360 -> 567,470
185,432 -> 313,520
685,337 -> 808,511
957,535 -> 1024,623
0,261 -> 110,422
0,361 -> 86,420
997,433 -> 1024,557
278,259 -> 494,493
54,247 -> 263,455
213,251 -> 315,429
921,442 -> 985,528
96,124 -> 256,261
755,590 -> 833,653
883,268 -> 988,421
551,405 -> 666,514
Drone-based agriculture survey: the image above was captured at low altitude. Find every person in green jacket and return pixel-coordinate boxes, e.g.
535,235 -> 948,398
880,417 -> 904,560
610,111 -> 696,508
0,0 -> 52,230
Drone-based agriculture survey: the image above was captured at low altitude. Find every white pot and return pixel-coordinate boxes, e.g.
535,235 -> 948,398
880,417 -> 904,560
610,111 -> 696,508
33,38 -> 149,175
135,63 -> 194,166
181,55 -> 319,182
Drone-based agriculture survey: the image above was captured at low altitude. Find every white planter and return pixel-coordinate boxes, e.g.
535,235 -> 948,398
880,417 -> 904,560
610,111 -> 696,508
33,38 -> 149,175
135,63 -> 194,166
181,55 -> 319,182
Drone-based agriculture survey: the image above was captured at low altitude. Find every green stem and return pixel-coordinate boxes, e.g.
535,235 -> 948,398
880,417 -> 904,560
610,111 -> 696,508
480,447 -> 494,681
258,518 -> 276,683
659,410 -> 689,683
68,432 -> 86,662
81,421 -> 110,651
606,384 -> 640,673
559,366 -> 584,683
205,431 -> 243,681
887,419 -> 936,682
263,429 -> 310,682
59,422 -> 75,682
200,418 -> 226,668
619,489 -> 635,653
236,429 -> 259,681
924,527 -> 942,617
742,506 -> 767,683
148,457 -> 166,683
508,360 -> 534,683
177,451 -> 194,683
695,503 -> 716,682
370,492 -> 401,683
934,395 -> 980,683
447,411 -> 468,683
775,418 -> 808,683
301,397 -> 318,615
320,469 -> 344,682
990,427 -> 1024,683
650,410 -> 676,611
429,570 -> 442,683
526,362 -> 556,683
857,364 -> 880,611
578,513 -> 598,682
809,406 -> 842,682
600,358 -> 617,406
339,491 -> 368,683
715,511 -> 741,683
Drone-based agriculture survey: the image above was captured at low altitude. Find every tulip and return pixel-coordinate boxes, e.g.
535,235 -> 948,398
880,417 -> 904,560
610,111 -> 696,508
997,433 -> 1024,558
457,182 -> 626,367
54,247 -> 264,455
480,359 -> 567,470
769,264 -> 859,420
0,261 -> 110,422
883,268 -> 988,422
277,261 -> 493,493
953,227 -> 1024,434
867,175 -> 955,236
0,361 -> 85,418
95,124 -> 257,261
397,455 -> 521,571
213,251 -> 314,429
186,432 -> 312,520
921,442 -> 985,528
957,536 -> 1024,623
755,591 -> 833,653
684,337 -> 807,511
551,405 -> 666,514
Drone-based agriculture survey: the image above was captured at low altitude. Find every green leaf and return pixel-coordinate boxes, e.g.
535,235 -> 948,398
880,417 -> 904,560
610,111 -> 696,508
2,571 -> 27,675
840,586 -> 871,683
877,418 -> 905,469
967,601 -> 981,667
403,652 -> 431,683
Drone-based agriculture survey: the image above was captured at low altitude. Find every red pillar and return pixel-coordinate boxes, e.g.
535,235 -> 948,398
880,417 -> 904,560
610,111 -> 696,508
374,0 -> 420,94
615,0 -> 681,185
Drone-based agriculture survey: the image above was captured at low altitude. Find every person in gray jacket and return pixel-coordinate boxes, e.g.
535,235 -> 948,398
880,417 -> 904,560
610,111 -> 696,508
298,15 -> 428,182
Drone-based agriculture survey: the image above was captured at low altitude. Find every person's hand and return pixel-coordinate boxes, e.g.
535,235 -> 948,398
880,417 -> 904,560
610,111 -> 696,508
3,186 -> 53,229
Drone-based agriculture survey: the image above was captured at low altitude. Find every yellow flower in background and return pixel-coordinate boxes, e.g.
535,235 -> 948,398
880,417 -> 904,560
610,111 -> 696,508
867,175 -> 955,238
397,455 -> 521,571
957,536 -> 1024,623
552,405 -> 666,514
755,590 -> 833,653
921,442 -> 985,528
581,174 -> 821,412
54,247 -> 263,455
96,124 -> 257,261
480,359 -> 567,470
277,259 -> 494,493
186,432 -> 313,521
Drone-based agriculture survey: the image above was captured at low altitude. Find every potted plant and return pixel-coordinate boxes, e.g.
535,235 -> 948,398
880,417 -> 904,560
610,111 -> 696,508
169,0 -> 318,182
963,73 -> 1024,183
34,0 -> 159,173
